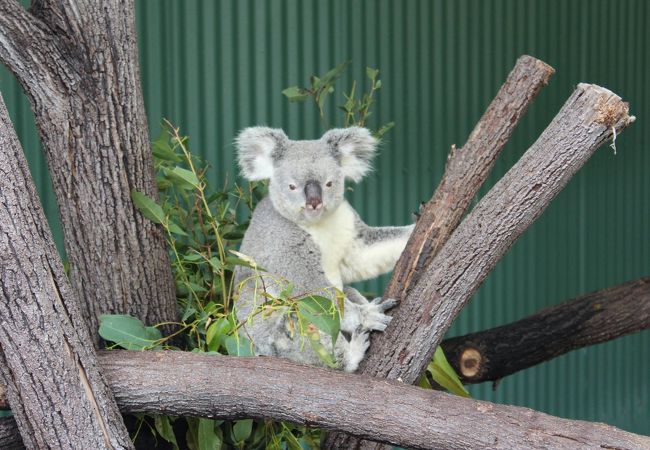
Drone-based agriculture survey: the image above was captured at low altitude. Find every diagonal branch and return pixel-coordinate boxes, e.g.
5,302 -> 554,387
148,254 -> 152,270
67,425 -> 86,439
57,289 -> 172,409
326,84 -> 635,449
384,55 -> 554,304
442,276 -> 650,384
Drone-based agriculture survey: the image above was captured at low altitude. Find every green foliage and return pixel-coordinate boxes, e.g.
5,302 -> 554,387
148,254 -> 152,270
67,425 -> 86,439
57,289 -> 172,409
98,315 -> 162,351
282,60 -> 350,120
418,347 -> 471,398
283,61 -> 394,138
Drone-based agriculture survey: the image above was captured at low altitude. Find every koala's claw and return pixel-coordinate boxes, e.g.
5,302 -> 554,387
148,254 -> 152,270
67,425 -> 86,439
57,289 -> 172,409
370,296 -> 398,311
358,297 -> 395,332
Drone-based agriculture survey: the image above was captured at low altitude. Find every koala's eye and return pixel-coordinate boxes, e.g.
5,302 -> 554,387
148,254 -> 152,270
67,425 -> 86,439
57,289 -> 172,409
289,184 -> 297,191
325,181 -> 333,188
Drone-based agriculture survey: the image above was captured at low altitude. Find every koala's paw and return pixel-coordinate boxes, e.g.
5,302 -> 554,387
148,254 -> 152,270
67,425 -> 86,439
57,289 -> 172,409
359,297 -> 397,332
342,330 -> 370,372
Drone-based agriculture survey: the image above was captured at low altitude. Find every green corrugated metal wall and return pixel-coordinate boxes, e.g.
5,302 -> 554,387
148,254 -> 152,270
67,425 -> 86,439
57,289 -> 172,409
1,0 -> 648,435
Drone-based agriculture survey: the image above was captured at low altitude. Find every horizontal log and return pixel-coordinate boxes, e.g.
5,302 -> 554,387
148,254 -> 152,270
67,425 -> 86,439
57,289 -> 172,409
1,351 -> 648,448
442,277 -> 650,383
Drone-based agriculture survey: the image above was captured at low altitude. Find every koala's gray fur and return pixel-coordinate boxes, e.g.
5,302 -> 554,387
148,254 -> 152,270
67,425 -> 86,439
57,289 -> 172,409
233,126 -> 413,372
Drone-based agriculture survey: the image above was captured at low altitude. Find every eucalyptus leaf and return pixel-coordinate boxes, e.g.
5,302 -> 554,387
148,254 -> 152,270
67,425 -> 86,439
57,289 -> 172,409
224,335 -> 255,356
304,328 -> 338,368
319,60 -> 350,85
206,317 -> 232,351
282,86 -> 310,102
366,67 -> 379,81
152,133 -> 181,162
154,415 -> 180,450
232,419 -> 253,443
375,121 -> 395,139
131,191 -> 165,224
198,418 -> 221,450
98,314 -> 161,350
183,252 -> 205,262
167,166 -> 200,189
167,220 -> 188,236
428,347 -> 470,397
297,295 -> 340,345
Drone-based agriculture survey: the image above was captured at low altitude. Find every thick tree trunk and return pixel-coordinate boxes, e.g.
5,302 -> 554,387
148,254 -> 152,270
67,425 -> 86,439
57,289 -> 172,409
5,351 -> 650,450
442,276 -> 650,383
326,84 -> 635,449
0,0 -> 176,343
0,93 -> 133,448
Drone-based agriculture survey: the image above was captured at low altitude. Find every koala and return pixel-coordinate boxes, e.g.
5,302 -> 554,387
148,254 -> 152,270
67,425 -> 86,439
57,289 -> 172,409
233,126 -> 414,372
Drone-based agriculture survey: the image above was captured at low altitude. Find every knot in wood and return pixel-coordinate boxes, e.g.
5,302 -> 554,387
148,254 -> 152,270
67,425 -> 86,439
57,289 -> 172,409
459,347 -> 482,378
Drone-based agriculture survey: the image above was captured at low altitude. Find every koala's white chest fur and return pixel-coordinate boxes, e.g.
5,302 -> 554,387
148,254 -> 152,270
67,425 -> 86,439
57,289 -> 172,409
300,201 -> 357,289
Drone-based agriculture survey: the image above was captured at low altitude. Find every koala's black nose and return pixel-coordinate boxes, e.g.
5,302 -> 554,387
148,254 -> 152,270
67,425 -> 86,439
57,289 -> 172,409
304,181 -> 323,210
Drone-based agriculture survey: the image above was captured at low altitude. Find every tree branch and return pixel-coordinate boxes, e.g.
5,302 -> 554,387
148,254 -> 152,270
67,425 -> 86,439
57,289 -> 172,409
3,352 -> 649,450
361,83 -> 635,382
0,92 -> 133,449
327,84 -> 635,449
442,276 -> 650,384
383,55 -> 554,304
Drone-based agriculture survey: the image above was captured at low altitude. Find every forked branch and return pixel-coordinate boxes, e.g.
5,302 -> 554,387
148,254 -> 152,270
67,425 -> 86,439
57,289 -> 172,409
327,82 -> 635,448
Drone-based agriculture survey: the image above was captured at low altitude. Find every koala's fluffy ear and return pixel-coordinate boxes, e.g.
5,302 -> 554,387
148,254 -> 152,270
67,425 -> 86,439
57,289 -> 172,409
235,127 -> 288,180
321,127 -> 377,182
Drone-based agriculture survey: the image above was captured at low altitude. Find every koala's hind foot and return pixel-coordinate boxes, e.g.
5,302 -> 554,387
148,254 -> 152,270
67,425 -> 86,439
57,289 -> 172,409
342,287 -> 397,333
336,328 -> 370,372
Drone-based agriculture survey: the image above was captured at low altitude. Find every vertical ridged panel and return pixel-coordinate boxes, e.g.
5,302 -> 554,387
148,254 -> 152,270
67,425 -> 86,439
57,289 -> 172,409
1,0 -> 648,434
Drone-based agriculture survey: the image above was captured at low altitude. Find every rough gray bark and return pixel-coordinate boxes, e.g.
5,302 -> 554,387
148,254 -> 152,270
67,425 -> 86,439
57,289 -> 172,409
0,417 -> 24,450
0,0 -> 177,343
442,276 -> 650,384
0,93 -> 133,448
326,84 -> 635,449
